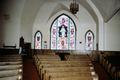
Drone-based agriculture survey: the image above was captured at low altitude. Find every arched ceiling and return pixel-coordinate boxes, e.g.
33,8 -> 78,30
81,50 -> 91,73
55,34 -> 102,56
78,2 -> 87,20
91,0 -> 120,22
21,0 -> 120,28
21,0 -> 98,29
46,0 -> 120,22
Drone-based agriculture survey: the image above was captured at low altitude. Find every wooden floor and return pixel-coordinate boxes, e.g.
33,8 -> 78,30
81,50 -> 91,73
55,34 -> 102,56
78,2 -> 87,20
23,57 -> 111,80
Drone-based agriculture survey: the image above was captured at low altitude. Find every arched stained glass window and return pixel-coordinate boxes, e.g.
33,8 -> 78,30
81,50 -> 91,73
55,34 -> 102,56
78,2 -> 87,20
50,14 -> 76,50
34,31 -> 42,49
85,30 -> 94,50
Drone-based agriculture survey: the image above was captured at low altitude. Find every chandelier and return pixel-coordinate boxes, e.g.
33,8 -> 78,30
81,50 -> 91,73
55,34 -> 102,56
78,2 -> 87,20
70,0 -> 79,14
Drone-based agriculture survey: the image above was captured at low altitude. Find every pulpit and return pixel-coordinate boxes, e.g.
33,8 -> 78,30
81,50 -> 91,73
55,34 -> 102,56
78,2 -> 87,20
24,43 -> 31,57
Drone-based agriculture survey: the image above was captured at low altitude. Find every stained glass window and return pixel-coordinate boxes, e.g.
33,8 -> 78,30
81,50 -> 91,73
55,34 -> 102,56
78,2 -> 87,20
34,31 -> 42,49
85,30 -> 94,50
51,14 -> 76,50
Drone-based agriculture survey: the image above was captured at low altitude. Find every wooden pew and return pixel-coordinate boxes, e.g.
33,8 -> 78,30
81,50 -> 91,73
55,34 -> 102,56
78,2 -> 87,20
0,61 -> 22,65
0,69 -> 22,78
0,75 -> 22,80
36,60 -> 92,71
39,62 -> 93,77
37,60 -> 91,65
33,53 -> 98,80
41,66 -> 95,80
95,51 -> 120,80
67,58 -> 90,61
36,59 -> 93,77
34,54 -> 60,59
49,76 -> 94,80
0,58 -> 22,62
0,56 -> 21,59
66,54 -> 89,58
0,64 -> 22,70
115,71 -> 120,80
34,56 -> 61,69
65,54 -> 91,61
44,71 -> 97,80
34,55 -> 61,67
37,61 -> 92,70
40,62 -> 92,67
0,54 -> 23,80
0,55 -> 21,57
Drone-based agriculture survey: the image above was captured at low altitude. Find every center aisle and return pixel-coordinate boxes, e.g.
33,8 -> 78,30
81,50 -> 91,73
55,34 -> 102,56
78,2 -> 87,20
23,56 -> 40,80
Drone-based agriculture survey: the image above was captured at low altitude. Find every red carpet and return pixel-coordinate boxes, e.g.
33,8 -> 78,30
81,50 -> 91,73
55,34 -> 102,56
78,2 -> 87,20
23,57 -> 40,80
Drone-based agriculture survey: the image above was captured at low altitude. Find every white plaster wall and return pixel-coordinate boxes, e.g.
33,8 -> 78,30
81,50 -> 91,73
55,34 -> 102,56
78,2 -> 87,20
76,4 -> 96,50
1,0 -> 120,51
105,10 -> 120,51
3,0 -> 25,48
87,0 -> 104,50
0,5 -> 4,47
21,0 -> 43,43
32,2 -> 96,50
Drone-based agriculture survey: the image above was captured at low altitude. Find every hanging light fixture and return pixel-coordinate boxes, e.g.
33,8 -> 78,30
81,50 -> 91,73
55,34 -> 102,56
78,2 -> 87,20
70,0 -> 79,14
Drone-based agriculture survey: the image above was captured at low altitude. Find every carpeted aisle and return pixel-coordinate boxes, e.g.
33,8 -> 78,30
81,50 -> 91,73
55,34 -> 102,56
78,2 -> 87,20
23,57 -> 40,80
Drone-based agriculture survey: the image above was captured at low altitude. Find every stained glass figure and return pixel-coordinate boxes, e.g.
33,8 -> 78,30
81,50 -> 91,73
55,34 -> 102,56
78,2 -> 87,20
85,30 -> 94,50
51,14 -> 76,50
34,31 -> 42,49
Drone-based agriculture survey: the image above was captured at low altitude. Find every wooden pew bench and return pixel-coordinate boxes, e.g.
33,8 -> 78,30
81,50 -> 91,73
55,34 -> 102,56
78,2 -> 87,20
0,55 -> 21,58
37,58 -> 60,61
0,69 -> 22,78
35,55 -> 60,60
41,66 -> 95,80
33,54 -> 99,80
35,58 -> 61,69
0,58 -> 22,62
0,55 -> 21,57
44,71 -> 98,80
38,62 -> 93,77
0,61 -> 22,65
66,55 -> 91,61
34,55 -> 61,65
37,60 -> 91,65
0,64 -> 22,70
0,54 -> 23,80
40,62 -> 93,68
0,57 -> 22,59
41,66 -> 94,74
36,61 -> 92,70
49,76 -> 95,80
65,54 -> 89,57
67,58 -> 91,61
102,55 -> 120,80
37,61 -> 92,70
66,55 -> 89,58
0,75 -> 22,80
34,54 -> 59,58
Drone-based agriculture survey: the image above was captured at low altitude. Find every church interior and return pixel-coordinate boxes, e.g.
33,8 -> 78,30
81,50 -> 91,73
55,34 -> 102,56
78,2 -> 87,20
0,0 -> 120,80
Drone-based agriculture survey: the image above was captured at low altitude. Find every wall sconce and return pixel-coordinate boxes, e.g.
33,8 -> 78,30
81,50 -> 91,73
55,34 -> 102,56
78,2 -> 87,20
3,14 -> 10,20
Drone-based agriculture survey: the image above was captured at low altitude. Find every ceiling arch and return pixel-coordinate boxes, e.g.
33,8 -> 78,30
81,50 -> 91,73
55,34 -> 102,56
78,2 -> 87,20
21,0 -> 120,30
48,3 -> 71,21
92,0 -> 120,22
21,0 -> 99,28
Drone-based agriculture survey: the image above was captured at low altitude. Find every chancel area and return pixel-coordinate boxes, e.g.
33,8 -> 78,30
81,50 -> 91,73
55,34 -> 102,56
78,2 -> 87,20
0,0 -> 120,80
